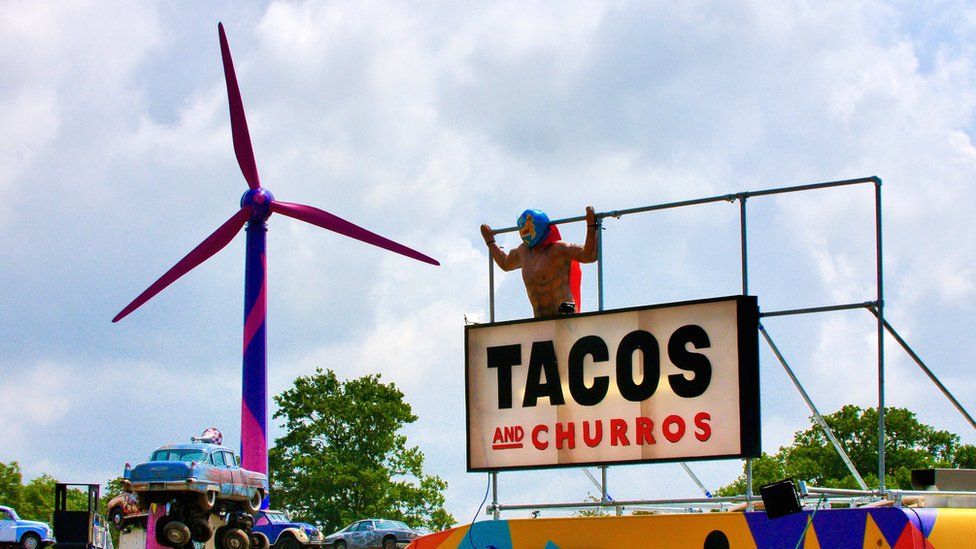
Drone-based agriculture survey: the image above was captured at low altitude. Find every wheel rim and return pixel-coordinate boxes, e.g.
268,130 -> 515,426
166,528 -> 188,546
226,533 -> 244,549
24,537 -> 38,549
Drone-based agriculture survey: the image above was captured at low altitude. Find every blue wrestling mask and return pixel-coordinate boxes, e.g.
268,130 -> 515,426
517,209 -> 551,248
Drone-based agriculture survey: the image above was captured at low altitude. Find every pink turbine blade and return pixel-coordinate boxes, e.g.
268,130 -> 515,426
218,23 -> 261,190
269,201 -> 440,266
113,206 -> 253,322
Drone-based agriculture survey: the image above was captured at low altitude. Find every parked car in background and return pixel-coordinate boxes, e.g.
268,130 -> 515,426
0,505 -> 55,549
251,510 -> 323,549
122,441 -> 268,515
323,520 -> 419,549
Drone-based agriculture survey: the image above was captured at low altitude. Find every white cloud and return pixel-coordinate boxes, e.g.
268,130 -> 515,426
0,89 -> 58,214
0,363 -> 73,449
2,0 -> 976,522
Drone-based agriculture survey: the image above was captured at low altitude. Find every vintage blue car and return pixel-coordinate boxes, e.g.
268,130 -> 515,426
122,442 -> 268,515
251,510 -> 324,549
0,505 -> 55,549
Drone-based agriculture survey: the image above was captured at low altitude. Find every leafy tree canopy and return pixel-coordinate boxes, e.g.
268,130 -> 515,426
270,368 -> 455,533
0,461 -> 100,525
718,405 -> 976,496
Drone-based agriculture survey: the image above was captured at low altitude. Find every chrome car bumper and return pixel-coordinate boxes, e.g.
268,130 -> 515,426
127,480 -> 218,494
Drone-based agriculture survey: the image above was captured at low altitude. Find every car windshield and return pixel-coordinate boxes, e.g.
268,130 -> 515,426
150,449 -> 208,462
267,512 -> 289,523
375,520 -> 410,531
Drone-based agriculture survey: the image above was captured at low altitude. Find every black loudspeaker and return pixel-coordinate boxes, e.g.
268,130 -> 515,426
760,479 -> 803,519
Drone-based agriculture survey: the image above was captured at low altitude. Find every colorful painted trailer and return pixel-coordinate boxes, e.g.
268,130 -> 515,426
407,507 -> 976,549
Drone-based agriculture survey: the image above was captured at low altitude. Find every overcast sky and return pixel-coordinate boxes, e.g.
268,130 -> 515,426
2,0 -> 975,526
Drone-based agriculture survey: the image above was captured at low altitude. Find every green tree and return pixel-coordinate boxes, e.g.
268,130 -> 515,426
0,462 -> 93,524
270,368 -> 455,533
718,405 -> 976,496
18,475 -> 58,523
0,462 -> 24,509
0,463 -> 59,523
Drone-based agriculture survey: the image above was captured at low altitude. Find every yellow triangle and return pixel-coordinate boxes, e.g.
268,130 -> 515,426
802,518 -> 821,549
863,513 -> 892,549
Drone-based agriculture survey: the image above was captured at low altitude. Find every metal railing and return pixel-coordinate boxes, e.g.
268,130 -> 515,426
482,176 -> 973,517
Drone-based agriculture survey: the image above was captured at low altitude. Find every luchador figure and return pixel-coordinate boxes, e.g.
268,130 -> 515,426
481,206 -> 598,318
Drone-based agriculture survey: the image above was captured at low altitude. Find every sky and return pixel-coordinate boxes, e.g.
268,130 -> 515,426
2,0 -> 975,526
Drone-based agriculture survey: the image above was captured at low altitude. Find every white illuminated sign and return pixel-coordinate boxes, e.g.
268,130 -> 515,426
465,296 -> 760,471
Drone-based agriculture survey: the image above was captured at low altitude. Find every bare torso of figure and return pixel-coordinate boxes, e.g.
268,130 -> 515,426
481,206 -> 597,318
519,242 -> 581,317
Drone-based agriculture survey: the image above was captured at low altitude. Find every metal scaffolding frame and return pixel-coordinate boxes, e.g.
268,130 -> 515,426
482,176 -> 974,517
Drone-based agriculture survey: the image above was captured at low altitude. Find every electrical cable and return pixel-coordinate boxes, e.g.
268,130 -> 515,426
465,473 -> 492,549
794,496 -> 825,549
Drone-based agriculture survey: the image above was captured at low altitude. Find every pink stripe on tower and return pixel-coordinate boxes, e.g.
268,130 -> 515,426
240,404 -> 266,473
243,254 -> 268,352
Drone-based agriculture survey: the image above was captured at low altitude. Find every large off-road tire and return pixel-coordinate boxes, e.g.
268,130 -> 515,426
243,490 -> 263,515
159,519 -> 192,548
214,526 -> 228,549
382,537 -> 397,549
109,506 -> 126,531
277,535 -> 298,549
198,490 -> 217,512
20,533 -> 41,549
156,517 -> 175,544
249,533 -> 268,549
189,516 -> 214,542
221,528 -> 250,549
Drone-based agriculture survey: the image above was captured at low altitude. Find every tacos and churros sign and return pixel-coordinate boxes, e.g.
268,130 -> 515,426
465,296 -> 760,471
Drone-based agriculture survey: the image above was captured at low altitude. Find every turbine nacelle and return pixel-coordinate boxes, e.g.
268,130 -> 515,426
241,188 -> 274,221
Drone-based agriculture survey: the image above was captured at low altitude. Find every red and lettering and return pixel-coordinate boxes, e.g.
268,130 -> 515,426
494,411 -> 717,452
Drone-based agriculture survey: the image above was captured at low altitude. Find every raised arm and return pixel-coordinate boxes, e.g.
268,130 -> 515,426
563,206 -> 598,263
481,224 -> 522,271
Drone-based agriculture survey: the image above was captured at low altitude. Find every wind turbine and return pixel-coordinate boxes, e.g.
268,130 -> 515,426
113,23 -> 439,487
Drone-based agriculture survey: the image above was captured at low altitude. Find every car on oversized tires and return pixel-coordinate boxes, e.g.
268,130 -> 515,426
123,441 -> 268,515
0,506 -> 55,549
251,510 -> 324,549
323,520 -> 419,549
154,508 -> 254,549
